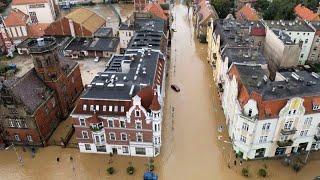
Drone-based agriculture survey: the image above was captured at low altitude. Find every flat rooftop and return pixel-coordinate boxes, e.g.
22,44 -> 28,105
272,29 -> 294,45
235,64 -> 320,100
127,30 -> 164,51
81,48 -> 162,100
264,20 -> 314,32
65,37 -> 119,52
222,47 -> 267,66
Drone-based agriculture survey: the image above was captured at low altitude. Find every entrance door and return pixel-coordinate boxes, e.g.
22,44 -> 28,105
112,148 -> 118,155
255,148 -> 266,158
297,143 -> 308,153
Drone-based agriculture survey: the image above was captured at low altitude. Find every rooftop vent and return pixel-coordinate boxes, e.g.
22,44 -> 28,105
129,85 -> 135,96
311,72 -> 319,79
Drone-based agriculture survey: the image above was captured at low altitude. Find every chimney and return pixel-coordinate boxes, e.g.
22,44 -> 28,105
37,38 -> 45,46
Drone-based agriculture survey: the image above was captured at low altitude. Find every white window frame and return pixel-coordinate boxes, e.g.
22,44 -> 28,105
121,106 -> 125,112
114,106 -> 118,112
109,105 -> 113,112
83,104 -> 87,111
121,133 -> 127,141
136,133 -> 143,142
242,122 -> 249,131
15,120 -> 21,128
122,146 -> 129,153
135,121 -> 142,129
27,135 -> 33,142
108,120 -> 114,128
240,135 -> 246,143
109,132 -> 116,141
82,131 -> 89,139
79,118 -> 86,126
85,144 -> 91,150
90,105 -> 94,111
8,119 -> 14,127
95,105 -> 99,111
120,120 -> 126,128
103,105 -> 107,111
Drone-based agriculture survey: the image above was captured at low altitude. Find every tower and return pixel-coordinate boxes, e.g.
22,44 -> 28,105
28,37 -> 69,118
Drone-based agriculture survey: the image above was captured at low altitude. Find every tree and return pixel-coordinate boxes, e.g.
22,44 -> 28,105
211,0 -> 234,19
258,168 -> 267,178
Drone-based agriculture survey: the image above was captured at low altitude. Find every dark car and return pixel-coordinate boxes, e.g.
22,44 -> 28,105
171,84 -> 180,92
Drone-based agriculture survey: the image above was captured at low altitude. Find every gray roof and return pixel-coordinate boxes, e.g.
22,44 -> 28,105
87,37 -> 119,52
310,22 -> 320,31
94,27 -> 113,37
272,29 -> 294,45
222,47 -> 267,66
5,69 -> 53,114
65,38 -> 93,51
82,49 -> 163,100
264,20 -> 314,32
119,17 -> 166,33
127,30 -> 165,51
234,64 -> 320,100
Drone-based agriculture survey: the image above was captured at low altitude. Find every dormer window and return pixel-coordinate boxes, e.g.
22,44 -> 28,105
248,108 -> 252,117
313,105 -> 320,111
135,110 -> 141,117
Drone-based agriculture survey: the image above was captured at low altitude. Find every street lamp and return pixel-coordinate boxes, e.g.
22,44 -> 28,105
5,143 -> 24,166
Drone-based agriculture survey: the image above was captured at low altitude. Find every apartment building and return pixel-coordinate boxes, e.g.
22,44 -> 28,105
222,63 -> 320,159
12,0 -> 56,23
264,20 -> 316,65
307,22 -> 320,64
71,48 -> 166,157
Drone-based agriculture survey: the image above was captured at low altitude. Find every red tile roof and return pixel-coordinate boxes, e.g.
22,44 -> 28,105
197,0 -> 218,25
27,23 -> 49,38
144,2 -> 167,20
149,92 -> 161,111
294,4 -> 320,21
250,27 -> 266,36
236,3 -> 259,21
12,0 -> 49,5
4,9 -> 29,27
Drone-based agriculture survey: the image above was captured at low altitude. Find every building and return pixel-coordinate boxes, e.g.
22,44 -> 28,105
94,27 -> 113,38
71,48 -> 166,157
144,2 -> 168,21
294,4 -> 320,22
44,8 -> 106,37
128,30 -> 168,55
134,0 -> 147,12
236,0 -> 257,10
194,0 -> 218,42
222,63 -> 320,159
307,22 -> 320,64
63,37 -> 120,59
11,0 -> 56,23
0,37 -> 84,146
207,16 -> 266,86
236,3 -> 259,22
264,27 -> 301,68
119,14 -> 167,52
264,20 -> 316,65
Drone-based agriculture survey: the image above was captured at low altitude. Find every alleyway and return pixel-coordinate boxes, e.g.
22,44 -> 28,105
0,2 -> 320,180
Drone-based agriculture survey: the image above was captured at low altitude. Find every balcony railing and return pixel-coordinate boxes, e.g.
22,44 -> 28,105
277,140 -> 293,147
280,128 -> 297,135
314,135 -> 320,141
90,123 -> 104,132
239,114 -> 257,123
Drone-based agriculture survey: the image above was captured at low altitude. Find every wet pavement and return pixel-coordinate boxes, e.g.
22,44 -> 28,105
1,3 -> 320,180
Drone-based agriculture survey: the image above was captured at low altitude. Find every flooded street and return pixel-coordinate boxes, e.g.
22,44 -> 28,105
0,3 -> 320,180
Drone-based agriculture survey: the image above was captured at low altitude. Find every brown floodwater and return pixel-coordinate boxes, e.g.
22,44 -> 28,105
0,3 -> 320,180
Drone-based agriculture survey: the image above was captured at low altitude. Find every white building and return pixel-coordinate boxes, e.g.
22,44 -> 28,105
263,20 -> 316,65
222,63 -> 320,159
12,0 -> 56,23
119,23 -> 134,53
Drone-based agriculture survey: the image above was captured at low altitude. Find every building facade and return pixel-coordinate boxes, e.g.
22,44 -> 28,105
307,22 -> 320,64
0,37 -> 84,146
12,0 -> 56,23
71,48 -> 166,157
222,63 -> 320,159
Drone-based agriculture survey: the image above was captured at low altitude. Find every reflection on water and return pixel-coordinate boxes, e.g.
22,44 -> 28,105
0,3 -> 320,180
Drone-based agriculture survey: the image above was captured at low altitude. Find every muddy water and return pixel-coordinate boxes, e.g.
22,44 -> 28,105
0,3 -> 320,180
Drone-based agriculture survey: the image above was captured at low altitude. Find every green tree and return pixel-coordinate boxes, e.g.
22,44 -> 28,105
211,0 -> 234,19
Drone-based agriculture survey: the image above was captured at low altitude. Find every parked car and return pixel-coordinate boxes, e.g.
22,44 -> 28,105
94,57 -> 100,62
171,84 -> 180,92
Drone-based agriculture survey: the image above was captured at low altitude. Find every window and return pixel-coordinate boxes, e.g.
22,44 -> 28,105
109,133 -> 116,140
121,133 -> 127,141
100,134 -> 105,143
79,118 -> 85,126
248,109 -> 252,117
284,121 -> 293,130
305,39 -> 308,43
29,12 -> 38,23
313,105 -> 319,111
120,121 -> 126,128
114,106 -> 118,112
259,136 -> 267,143
304,117 -> 312,126
108,120 -> 114,128
300,130 -> 308,137
135,147 -> 146,155
15,120 -> 21,128
90,105 -> 94,111
280,135 -> 288,141
83,104 -> 87,111
135,121 -> 142,129
103,105 -> 106,111
240,135 -> 246,143
242,122 -> 249,131
95,105 -> 99,111
128,32 -> 131,36
154,124 -> 157,132
123,146 -> 129,153
85,144 -> 91,150
109,105 -> 113,112
27,135 -> 33,142
14,134 -> 20,141
21,120 -> 27,128
300,54 -> 304,58
121,106 -> 125,112
262,123 -> 271,131
82,131 -> 89,139
29,3 -> 45,8
136,133 -> 143,142
135,110 -> 141,117
8,119 -> 14,127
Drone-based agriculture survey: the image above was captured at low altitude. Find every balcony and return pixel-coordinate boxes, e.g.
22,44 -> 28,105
314,135 -> 320,141
90,123 -> 104,132
239,114 -> 257,123
277,140 -> 293,147
280,128 -> 297,135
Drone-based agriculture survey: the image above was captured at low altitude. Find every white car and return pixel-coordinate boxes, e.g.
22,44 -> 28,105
94,57 -> 100,62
